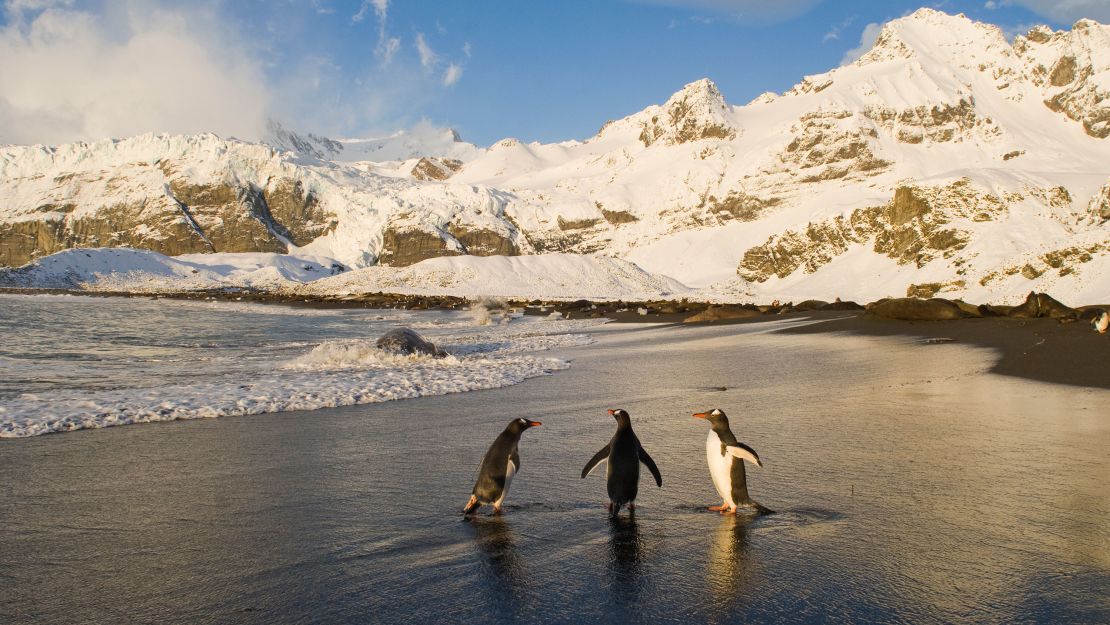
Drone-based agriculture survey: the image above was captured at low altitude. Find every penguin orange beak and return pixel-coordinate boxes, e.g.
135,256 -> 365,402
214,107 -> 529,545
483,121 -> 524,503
607,409 -> 615,416
692,412 -> 707,419
528,420 -> 542,427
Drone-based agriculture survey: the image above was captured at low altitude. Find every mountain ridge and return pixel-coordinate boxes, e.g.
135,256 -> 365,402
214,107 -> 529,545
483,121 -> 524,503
2,9 -> 1109,303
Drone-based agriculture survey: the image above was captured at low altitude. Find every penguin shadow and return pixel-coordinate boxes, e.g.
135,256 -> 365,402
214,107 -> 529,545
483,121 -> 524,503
467,516 -> 526,592
606,514 -> 646,604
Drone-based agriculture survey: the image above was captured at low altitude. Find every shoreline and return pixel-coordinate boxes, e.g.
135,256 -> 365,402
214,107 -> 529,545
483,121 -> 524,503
4,287 -> 1108,391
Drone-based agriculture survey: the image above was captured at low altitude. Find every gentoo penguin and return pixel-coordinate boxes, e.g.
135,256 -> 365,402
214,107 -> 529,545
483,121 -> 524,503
1093,310 -> 1109,334
581,409 -> 662,516
693,409 -> 772,515
463,418 -> 542,515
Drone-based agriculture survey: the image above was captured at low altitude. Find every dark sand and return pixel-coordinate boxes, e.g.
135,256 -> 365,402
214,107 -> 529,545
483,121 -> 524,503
755,311 -> 1108,390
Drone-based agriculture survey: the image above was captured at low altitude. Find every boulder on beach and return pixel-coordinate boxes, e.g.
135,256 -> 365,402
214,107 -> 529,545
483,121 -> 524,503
793,299 -> 829,311
683,305 -> 763,323
1007,291 -> 1078,320
375,328 -> 447,357
867,297 -> 967,321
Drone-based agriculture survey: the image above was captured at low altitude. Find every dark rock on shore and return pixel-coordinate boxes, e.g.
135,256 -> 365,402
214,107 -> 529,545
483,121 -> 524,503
375,328 -> 447,357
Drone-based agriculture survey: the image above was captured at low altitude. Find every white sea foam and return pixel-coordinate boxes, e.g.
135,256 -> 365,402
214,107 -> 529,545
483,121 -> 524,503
0,315 -> 601,438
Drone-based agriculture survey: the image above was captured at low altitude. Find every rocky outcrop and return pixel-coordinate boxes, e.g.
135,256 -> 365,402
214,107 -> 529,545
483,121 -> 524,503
446,225 -> 519,257
777,111 -> 889,182
377,226 -> 463,266
639,79 -> 737,147
738,179 -> 1011,282
262,180 -> 337,245
863,98 -> 1001,144
377,221 -> 519,267
411,157 -> 463,181
1016,21 -> 1110,138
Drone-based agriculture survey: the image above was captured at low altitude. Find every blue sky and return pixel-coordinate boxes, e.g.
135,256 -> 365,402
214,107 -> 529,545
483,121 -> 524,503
2,0 -> 1107,147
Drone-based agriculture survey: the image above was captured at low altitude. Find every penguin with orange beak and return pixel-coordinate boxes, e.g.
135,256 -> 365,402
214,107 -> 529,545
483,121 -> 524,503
463,418 -> 542,515
692,409 -> 772,515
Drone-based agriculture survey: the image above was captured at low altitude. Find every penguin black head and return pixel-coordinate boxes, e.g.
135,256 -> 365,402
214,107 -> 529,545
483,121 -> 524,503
607,408 -> 632,425
508,417 -> 542,433
692,408 -> 729,426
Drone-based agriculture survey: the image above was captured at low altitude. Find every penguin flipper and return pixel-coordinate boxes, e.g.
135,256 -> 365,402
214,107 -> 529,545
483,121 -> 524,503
510,449 -> 521,473
726,443 -> 762,467
581,444 -> 610,478
639,447 -> 662,487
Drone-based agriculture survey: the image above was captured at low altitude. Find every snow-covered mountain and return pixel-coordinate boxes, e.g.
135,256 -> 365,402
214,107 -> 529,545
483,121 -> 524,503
2,8 -> 1109,303
261,120 -> 484,163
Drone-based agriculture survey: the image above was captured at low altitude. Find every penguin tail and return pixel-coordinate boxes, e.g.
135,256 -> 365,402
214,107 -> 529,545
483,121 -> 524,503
752,501 -> 775,515
462,495 -> 480,515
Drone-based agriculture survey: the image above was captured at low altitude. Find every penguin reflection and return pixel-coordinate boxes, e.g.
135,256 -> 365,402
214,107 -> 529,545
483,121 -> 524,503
470,516 -> 527,608
607,514 -> 645,605
706,513 -> 756,614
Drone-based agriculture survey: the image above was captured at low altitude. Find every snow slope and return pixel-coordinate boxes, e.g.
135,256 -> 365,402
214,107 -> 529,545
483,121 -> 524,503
0,247 -> 692,301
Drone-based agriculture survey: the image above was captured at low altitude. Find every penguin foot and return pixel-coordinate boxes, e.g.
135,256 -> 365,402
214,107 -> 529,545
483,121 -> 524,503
628,503 -> 636,512
708,503 -> 728,512
492,505 -> 503,515
462,495 -> 480,515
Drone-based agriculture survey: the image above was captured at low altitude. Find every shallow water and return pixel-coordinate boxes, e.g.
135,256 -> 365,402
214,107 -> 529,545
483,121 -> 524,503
1,301 -> 1108,624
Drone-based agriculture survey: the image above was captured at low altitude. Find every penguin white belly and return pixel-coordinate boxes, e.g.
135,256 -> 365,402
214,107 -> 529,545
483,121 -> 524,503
706,431 -> 735,506
494,459 -> 516,508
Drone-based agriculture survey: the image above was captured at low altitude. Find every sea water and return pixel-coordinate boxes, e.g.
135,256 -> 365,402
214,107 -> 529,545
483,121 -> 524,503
0,294 -> 594,437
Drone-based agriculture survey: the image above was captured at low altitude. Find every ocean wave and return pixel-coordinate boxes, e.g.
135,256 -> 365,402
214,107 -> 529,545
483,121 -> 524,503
0,319 -> 599,438
0,353 -> 570,438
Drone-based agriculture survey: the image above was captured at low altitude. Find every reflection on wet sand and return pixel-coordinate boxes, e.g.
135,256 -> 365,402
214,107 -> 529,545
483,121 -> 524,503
469,517 -> 526,608
608,515 -> 645,605
706,513 -> 756,620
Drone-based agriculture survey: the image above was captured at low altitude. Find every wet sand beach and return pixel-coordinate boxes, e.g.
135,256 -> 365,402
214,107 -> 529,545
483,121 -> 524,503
2,317 -> 1108,624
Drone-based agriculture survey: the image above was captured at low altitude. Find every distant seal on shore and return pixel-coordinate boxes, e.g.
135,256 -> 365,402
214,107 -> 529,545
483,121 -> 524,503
375,327 -> 447,357
582,409 -> 662,516
464,418 -> 542,515
693,409 -> 772,515
868,297 -> 966,321
1007,291 -> 1078,320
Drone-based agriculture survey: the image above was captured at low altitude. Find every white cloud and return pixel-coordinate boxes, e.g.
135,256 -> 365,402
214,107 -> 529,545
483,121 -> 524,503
443,63 -> 462,86
462,41 -> 471,58
352,0 -> 387,23
840,21 -> 882,66
4,0 -> 73,16
415,32 -> 438,69
987,0 -> 1110,24
0,2 -> 271,145
629,0 -> 822,24
377,34 -> 400,65
823,16 -> 855,42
